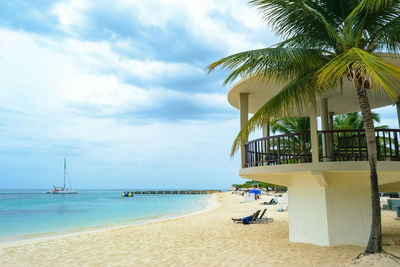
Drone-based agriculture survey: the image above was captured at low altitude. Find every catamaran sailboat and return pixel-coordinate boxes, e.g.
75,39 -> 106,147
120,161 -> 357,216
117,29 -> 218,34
45,158 -> 77,194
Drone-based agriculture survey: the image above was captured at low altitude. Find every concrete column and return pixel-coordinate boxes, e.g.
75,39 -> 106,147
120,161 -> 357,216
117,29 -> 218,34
288,173 -> 371,246
320,98 -> 332,161
240,93 -> 249,168
309,100 -> 319,163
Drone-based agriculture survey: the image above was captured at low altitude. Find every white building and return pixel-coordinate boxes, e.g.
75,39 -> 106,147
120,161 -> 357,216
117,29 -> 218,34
227,54 -> 400,246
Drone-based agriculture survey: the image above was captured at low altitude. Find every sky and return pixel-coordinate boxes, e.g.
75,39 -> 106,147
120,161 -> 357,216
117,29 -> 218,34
0,0 -> 398,190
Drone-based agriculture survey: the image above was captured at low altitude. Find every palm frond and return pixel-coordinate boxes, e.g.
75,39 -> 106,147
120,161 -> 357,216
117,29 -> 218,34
334,112 -> 388,129
351,0 -> 394,15
248,0 -> 344,48
295,0 -> 345,47
344,0 -> 400,49
207,47 -> 327,85
367,15 -> 400,52
321,0 -> 358,20
275,34 -> 336,53
316,48 -> 400,99
270,120 -> 294,134
271,117 -> 310,134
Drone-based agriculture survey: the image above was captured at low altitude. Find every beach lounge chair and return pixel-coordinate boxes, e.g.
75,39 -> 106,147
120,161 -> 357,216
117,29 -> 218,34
260,198 -> 278,205
252,209 -> 274,224
232,210 -> 261,224
258,208 -> 267,219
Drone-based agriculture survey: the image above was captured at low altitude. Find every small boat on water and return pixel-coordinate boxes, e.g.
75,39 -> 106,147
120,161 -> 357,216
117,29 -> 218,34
45,158 -> 77,194
122,192 -> 134,197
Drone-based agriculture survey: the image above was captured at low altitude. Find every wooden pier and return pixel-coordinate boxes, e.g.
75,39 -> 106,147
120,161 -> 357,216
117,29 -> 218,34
132,190 -> 220,195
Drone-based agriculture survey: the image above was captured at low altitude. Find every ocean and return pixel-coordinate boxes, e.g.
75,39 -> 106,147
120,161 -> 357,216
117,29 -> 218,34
0,189 -> 211,241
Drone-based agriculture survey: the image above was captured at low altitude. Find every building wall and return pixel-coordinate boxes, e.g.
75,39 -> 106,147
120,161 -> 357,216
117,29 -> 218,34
288,175 -> 330,245
324,173 -> 371,246
286,172 -> 371,246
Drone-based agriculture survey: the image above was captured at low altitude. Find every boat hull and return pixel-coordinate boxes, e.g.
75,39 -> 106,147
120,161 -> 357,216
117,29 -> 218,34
45,189 -> 77,194
49,191 -> 77,194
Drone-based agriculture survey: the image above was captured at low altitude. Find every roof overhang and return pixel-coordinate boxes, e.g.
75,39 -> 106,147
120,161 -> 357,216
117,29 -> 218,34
227,53 -> 400,116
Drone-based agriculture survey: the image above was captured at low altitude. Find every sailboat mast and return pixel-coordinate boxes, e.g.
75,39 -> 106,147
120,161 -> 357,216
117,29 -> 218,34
64,158 -> 66,189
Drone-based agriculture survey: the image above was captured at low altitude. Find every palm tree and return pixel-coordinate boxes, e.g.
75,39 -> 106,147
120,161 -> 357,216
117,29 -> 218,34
272,112 -> 386,133
208,0 -> 400,253
334,112 -> 388,130
270,117 -> 312,162
271,117 -> 310,134
269,117 -> 312,161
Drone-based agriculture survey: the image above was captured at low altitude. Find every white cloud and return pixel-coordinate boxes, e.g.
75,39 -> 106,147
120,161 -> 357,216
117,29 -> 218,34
0,26 -> 237,153
0,0 -> 278,188
0,28 -> 208,117
51,0 -> 92,34
51,0 -> 278,54
373,106 -> 399,128
0,30 -> 135,115
194,93 -> 230,109
64,74 -> 154,115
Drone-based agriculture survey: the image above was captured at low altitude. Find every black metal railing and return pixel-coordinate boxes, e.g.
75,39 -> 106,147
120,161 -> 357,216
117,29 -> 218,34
244,129 -> 400,167
319,129 -> 400,162
245,132 -> 311,167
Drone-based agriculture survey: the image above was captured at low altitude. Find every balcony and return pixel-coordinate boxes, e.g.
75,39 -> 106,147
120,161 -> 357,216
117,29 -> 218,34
245,129 -> 400,168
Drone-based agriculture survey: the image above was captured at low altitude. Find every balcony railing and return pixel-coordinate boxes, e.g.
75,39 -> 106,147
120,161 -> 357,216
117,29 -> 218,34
244,129 -> 400,167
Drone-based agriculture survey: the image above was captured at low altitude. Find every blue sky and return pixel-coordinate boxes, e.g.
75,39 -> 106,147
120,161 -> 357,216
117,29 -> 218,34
0,0 -> 398,189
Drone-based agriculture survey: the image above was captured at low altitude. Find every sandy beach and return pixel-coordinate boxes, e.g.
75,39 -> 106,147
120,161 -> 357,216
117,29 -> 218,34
1,192 -> 399,266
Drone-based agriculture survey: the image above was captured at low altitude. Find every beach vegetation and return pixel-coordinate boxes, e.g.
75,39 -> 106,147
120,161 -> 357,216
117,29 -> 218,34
233,180 -> 287,191
334,112 -> 388,130
271,112 -> 386,134
269,112 -> 385,134
208,0 -> 400,254
271,117 -> 310,134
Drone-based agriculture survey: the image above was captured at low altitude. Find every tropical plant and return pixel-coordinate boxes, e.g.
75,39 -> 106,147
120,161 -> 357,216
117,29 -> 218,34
334,112 -> 388,130
269,117 -> 311,161
271,117 -> 310,134
270,112 -> 386,133
208,0 -> 400,253
233,180 -> 287,191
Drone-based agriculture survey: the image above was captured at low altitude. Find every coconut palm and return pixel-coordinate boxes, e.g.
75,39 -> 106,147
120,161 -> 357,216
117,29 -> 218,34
208,0 -> 400,253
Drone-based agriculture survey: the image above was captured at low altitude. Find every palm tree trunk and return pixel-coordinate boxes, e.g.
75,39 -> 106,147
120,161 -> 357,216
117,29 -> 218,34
355,85 -> 382,253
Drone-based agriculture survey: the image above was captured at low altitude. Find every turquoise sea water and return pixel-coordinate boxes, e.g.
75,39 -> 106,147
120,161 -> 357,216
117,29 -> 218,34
0,189 -> 210,241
